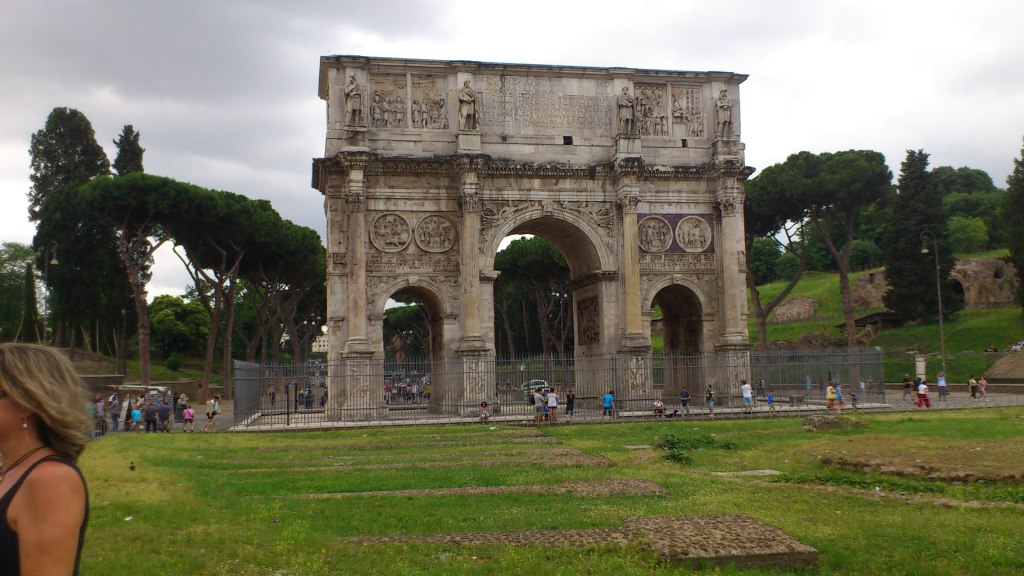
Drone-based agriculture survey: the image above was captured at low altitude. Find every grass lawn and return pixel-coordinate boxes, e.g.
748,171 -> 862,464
80,409 -> 1024,575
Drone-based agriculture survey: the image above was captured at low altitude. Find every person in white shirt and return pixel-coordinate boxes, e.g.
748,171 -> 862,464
740,380 -> 753,414
917,381 -> 931,409
546,389 -> 559,424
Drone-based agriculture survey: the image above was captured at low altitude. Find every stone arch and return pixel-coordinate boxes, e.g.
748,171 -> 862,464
483,209 -> 616,357
373,279 -> 452,364
642,275 -> 712,317
482,208 -> 613,277
646,280 -> 707,400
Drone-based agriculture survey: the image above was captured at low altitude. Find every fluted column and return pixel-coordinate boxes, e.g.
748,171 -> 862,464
617,186 -> 643,340
456,156 -> 487,350
715,180 -> 748,344
341,152 -> 371,353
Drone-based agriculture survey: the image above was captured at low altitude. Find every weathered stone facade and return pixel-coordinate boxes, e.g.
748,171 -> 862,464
313,56 -> 752,416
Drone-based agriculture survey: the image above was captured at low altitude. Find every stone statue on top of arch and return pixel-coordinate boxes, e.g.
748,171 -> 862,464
715,89 -> 733,139
458,80 -> 479,131
344,74 -> 365,127
617,87 -> 636,135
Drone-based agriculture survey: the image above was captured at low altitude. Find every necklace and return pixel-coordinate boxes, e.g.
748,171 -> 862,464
0,446 -> 46,482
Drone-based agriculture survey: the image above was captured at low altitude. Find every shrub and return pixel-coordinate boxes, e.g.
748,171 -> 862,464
165,357 -> 181,371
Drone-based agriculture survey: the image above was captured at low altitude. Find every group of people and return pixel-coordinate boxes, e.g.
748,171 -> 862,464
94,391 -> 221,434
902,372 -> 988,406
524,387 -> 577,424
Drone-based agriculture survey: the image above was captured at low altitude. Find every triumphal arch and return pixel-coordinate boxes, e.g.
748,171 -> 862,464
313,56 -> 752,418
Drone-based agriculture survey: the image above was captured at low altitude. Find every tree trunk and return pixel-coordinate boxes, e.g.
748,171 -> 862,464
816,219 -> 857,347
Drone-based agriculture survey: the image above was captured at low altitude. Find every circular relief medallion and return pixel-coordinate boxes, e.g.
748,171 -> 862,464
638,216 -> 673,253
414,214 -> 456,253
369,213 -> 411,253
676,216 -> 712,253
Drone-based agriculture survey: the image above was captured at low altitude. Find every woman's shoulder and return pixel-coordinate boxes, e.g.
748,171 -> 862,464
17,459 -> 85,504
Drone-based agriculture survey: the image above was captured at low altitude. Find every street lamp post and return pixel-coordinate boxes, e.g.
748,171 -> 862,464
42,241 -> 59,346
919,231 -> 946,375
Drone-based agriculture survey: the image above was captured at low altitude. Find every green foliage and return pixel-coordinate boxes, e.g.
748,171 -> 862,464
947,215 -> 989,254
383,304 -> 429,360
882,150 -> 963,324
27,107 -> 110,220
1005,138 -> 1024,311
112,124 -> 145,175
654,432 -> 734,464
164,356 -> 181,371
493,237 -> 573,357
0,243 -> 37,342
848,239 -> 883,271
747,236 -> 781,284
943,190 -> 1007,249
149,295 -> 210,358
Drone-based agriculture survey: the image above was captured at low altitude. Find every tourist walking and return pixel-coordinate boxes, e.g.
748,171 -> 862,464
936,372 -> 948,401
182,405 -> 196,432
202,394 -> 221,432
835,383 -> 844,414
826,383 -> 837,416
602,390 -> 615,419
565,390 -> 576,420
157,401 -> 172,432
917,380 -> 931,408
144,402 -> 159,433
766,390 -> 776,416
969,376 -> 978,399
978,376 -> 988,401
704,385 -> 715,417
679,387 -> 691,416
533,389 -> 546,424
109,393 -> 121,434
902,375 -> 912,401
740,380 -> 753,415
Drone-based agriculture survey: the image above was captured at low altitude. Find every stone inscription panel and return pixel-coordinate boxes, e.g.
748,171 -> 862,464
476,75 -> 611,132
367,253 -> 460,275
640,253 -> 716,272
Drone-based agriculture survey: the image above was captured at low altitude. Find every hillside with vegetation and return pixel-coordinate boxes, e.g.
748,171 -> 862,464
747,260 -> 1024,383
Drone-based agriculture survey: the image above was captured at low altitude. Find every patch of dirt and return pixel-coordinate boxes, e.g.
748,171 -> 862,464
233,452 -> 614,474
228,447 -> 580,465
254,435 -> 559,452
303,479 -> 667,499
342,515 -> 818,570
985,351 -> 1024,379
820,455 -> 1024,483
802,415 -> 870,432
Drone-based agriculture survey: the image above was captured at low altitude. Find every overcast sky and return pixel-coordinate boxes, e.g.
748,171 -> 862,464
2,0 -> 1022,298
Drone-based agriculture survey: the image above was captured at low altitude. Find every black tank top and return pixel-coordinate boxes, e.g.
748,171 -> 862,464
0,455 -> 89,575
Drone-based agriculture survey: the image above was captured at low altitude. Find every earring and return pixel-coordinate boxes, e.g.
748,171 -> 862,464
22,418 -> 28,429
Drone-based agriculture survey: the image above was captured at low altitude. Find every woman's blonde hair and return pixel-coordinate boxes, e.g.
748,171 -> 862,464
0,343 -> 93,461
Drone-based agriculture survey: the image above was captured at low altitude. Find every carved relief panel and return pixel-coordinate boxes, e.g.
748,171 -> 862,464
638,216 -> 672,253
676,216 -> 713,253
414,215 -> 456,253
411,75 -> 448,129
577,297 -> 600,345
635,84 -> 668,136
671,86 -> 704,138
369,213 -> 411,253
370,76 -> 407,129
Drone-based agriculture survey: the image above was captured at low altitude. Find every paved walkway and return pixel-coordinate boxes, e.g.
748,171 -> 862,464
229,390 -> 1024,432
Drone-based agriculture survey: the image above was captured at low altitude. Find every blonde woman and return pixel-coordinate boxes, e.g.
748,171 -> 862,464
0,343 -> 92,575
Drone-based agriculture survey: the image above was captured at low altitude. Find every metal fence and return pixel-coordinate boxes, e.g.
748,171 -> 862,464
233,347 -> 887,429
